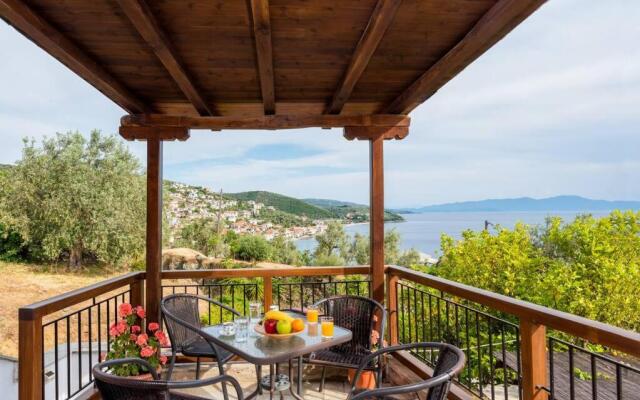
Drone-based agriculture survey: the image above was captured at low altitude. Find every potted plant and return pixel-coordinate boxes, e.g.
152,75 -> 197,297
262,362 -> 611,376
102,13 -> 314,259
347,328 -> 384,390
104,303 -> 169,379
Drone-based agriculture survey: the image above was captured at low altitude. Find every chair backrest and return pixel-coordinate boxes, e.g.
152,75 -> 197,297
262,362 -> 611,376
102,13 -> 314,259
348,342 -> 465,400
426,345 -> 463,400
161,294 -> 204,351
314,295 -> 385,354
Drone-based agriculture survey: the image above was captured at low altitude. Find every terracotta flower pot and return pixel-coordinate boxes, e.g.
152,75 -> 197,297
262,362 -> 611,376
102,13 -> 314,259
347,369 -> 376,390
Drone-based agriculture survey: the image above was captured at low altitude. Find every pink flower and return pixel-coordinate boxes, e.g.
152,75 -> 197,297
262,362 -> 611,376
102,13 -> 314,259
140,346 -> 155,358
159,355 -> 168,365
131,325 -> 141,334
117,320 -> 127,334
130,334 -> 138,342
136,333 -> 148,347
109,323 -> 120,337
148,322 -> 160,332
136,306 -> 146,319
119,303 -> 133,317
154,330 -> 169,346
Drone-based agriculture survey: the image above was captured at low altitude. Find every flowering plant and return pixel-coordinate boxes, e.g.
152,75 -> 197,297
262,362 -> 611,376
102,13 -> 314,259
105,303 -> 169,376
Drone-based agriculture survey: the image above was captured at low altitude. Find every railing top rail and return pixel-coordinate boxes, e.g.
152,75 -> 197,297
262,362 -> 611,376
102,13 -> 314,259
386,264 -> 640,358
161,265 -> 371,279
19,271 -> 145,320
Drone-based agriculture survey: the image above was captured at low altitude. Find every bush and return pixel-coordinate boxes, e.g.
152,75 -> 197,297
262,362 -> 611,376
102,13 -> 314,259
231,235 -> 272,262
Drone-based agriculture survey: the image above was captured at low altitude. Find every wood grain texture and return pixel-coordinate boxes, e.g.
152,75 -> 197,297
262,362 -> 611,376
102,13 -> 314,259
386,272 -> 399,345
122,113 -> 409,130
249,0 -> 275,114
18,316 -> 43,400
384,0 -> 547,114
520,321 -> 549,400
386,265 -> 640,358
369,137 -> 385,304
326,0 -> 402,114
161,266 -> 371,280
0,0 -> 147,113
119,125 -> 190,141
145,139 -> 163,324
343,126 -> 408,141
116,0 -> 213,116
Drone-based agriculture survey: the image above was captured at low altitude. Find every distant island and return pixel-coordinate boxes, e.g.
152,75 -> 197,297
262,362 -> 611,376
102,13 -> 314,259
394,195 -> 640,213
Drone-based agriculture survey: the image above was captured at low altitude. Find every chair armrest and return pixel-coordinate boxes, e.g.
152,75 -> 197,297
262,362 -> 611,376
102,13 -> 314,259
94,358 -> 160,380
167,374 -> 244,400
349,374 -> 451,400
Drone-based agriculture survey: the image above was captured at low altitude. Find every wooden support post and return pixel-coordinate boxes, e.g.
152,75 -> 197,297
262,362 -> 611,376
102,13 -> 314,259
130,276 -> 145,309
145,138 -> 163,324
263,276 -> 273,311
369,135 -> 385,305
18,310 -> 43,400
386,272 -> 399,345
520,320 -> 548,400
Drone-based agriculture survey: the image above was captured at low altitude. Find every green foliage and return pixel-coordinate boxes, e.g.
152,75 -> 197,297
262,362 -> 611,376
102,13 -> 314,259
228,191 -> 333,219
0,131 -> 145,268
314,221 -> 349,264
435,211 -> 640,332
0,222 -> 26,261
350,233 -> 369,265
231,235 -> 272,262
270,236 -> 302,265
303,198 -> 404,222
259,209 -> 312,228
175,218 -> 228,257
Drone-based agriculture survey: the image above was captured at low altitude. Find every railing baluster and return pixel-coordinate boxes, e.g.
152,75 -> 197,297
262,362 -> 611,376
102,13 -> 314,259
591,354 -> 597,400
569,346 -> 575,400
66,316 -> 71,399
77,313 -> 82,391
615,364 -> 622,400
476,312 -> 483,396
502,324 -> 508,400
489,317 -> 495,400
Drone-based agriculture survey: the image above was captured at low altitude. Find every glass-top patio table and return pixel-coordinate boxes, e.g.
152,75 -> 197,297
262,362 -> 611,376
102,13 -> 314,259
202,313 -> 352,400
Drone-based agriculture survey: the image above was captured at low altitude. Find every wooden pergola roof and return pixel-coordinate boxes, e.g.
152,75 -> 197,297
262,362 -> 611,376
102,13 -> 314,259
1,0 -> 545,129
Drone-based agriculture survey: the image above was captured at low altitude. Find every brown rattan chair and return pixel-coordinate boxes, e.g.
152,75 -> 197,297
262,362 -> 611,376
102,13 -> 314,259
347,342 -> 466,400
161,294 -> 239,380
304,295 -> 386,392
93,358 -> 244,400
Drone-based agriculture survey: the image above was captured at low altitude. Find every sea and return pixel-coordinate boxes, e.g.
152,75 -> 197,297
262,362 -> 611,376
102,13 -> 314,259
294,211 -> 612,258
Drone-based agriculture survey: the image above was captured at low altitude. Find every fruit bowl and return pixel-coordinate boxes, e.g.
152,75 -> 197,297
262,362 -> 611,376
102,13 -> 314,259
254,323 -> 304,338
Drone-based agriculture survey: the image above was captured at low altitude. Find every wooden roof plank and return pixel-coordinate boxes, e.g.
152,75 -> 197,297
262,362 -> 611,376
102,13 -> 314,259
116,0 -> 214,116
0,0 -> 148,113
384,0 -> 547,114
326,0 -> 402,115
249,0 -> 276,115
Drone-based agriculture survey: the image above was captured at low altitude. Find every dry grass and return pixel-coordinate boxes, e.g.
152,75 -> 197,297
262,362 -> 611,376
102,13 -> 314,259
0,261 -> 119,358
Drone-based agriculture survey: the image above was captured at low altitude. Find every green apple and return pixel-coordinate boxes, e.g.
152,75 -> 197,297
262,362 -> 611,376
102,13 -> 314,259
276,319 -> 292,334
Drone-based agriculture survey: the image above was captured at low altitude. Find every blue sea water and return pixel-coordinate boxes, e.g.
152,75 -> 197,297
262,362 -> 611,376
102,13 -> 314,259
295,211 -> 612,257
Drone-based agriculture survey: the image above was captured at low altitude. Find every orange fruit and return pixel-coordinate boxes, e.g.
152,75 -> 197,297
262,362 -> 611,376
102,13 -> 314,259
291,318 -> 305,332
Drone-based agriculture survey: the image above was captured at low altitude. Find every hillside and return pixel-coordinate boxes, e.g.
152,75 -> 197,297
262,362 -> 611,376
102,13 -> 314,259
305,198 -> 404,222
228,191 -> 333,219
398,195 -> 640,213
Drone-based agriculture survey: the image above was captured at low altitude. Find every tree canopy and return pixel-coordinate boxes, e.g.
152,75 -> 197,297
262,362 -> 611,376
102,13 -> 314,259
0,131 -> 146,268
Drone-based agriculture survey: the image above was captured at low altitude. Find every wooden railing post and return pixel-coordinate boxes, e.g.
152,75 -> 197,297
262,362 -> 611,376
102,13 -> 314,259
263,276 -> 273,311
145,138 -> 163,324
130,274 -> 145,309
19,309 -> 43,400
386,271 -> 399,345
369,135 -> 385,305
520,320 -> 548,400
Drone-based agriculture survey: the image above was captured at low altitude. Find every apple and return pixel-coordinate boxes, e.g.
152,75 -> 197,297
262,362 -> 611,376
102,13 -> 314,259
264,319 -> 278,334
277,319 -> 292,334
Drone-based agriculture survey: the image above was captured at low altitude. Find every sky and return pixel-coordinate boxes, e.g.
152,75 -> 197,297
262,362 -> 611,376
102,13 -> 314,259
1,0 -> 639,208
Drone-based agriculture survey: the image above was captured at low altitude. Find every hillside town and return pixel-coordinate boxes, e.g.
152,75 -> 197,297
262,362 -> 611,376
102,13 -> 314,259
165,181 -> 328,243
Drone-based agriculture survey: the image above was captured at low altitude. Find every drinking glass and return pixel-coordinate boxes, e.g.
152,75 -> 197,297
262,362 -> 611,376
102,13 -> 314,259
249,302 -> 262,336
234,317 -> 249,343
320,316 -> 334,339
306,305 -> 319,324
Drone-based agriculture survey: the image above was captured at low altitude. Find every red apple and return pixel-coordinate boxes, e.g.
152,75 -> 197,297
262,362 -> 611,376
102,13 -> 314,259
264,319 -> 278,334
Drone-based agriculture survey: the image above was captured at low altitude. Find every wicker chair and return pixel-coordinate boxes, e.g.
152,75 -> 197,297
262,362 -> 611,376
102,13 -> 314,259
93,358 -> 244,400
161,294 -> 239,380
347,343 -> 466,400
305,295 -> 386,392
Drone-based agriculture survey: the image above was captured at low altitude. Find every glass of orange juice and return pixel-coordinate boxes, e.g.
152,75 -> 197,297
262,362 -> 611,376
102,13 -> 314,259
306,305 -> 319,324
320,316 -> 334,339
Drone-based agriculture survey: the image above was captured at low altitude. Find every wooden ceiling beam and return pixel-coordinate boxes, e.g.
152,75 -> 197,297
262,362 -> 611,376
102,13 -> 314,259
116,0 -> 214,116
384,0 -> 547,114
121,113 -> 410,130
326,0 -> 402,115
120,125 -> 189,141
0,0 -> 148,113
344,126 -> 408,141
249,0 -> 276,115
